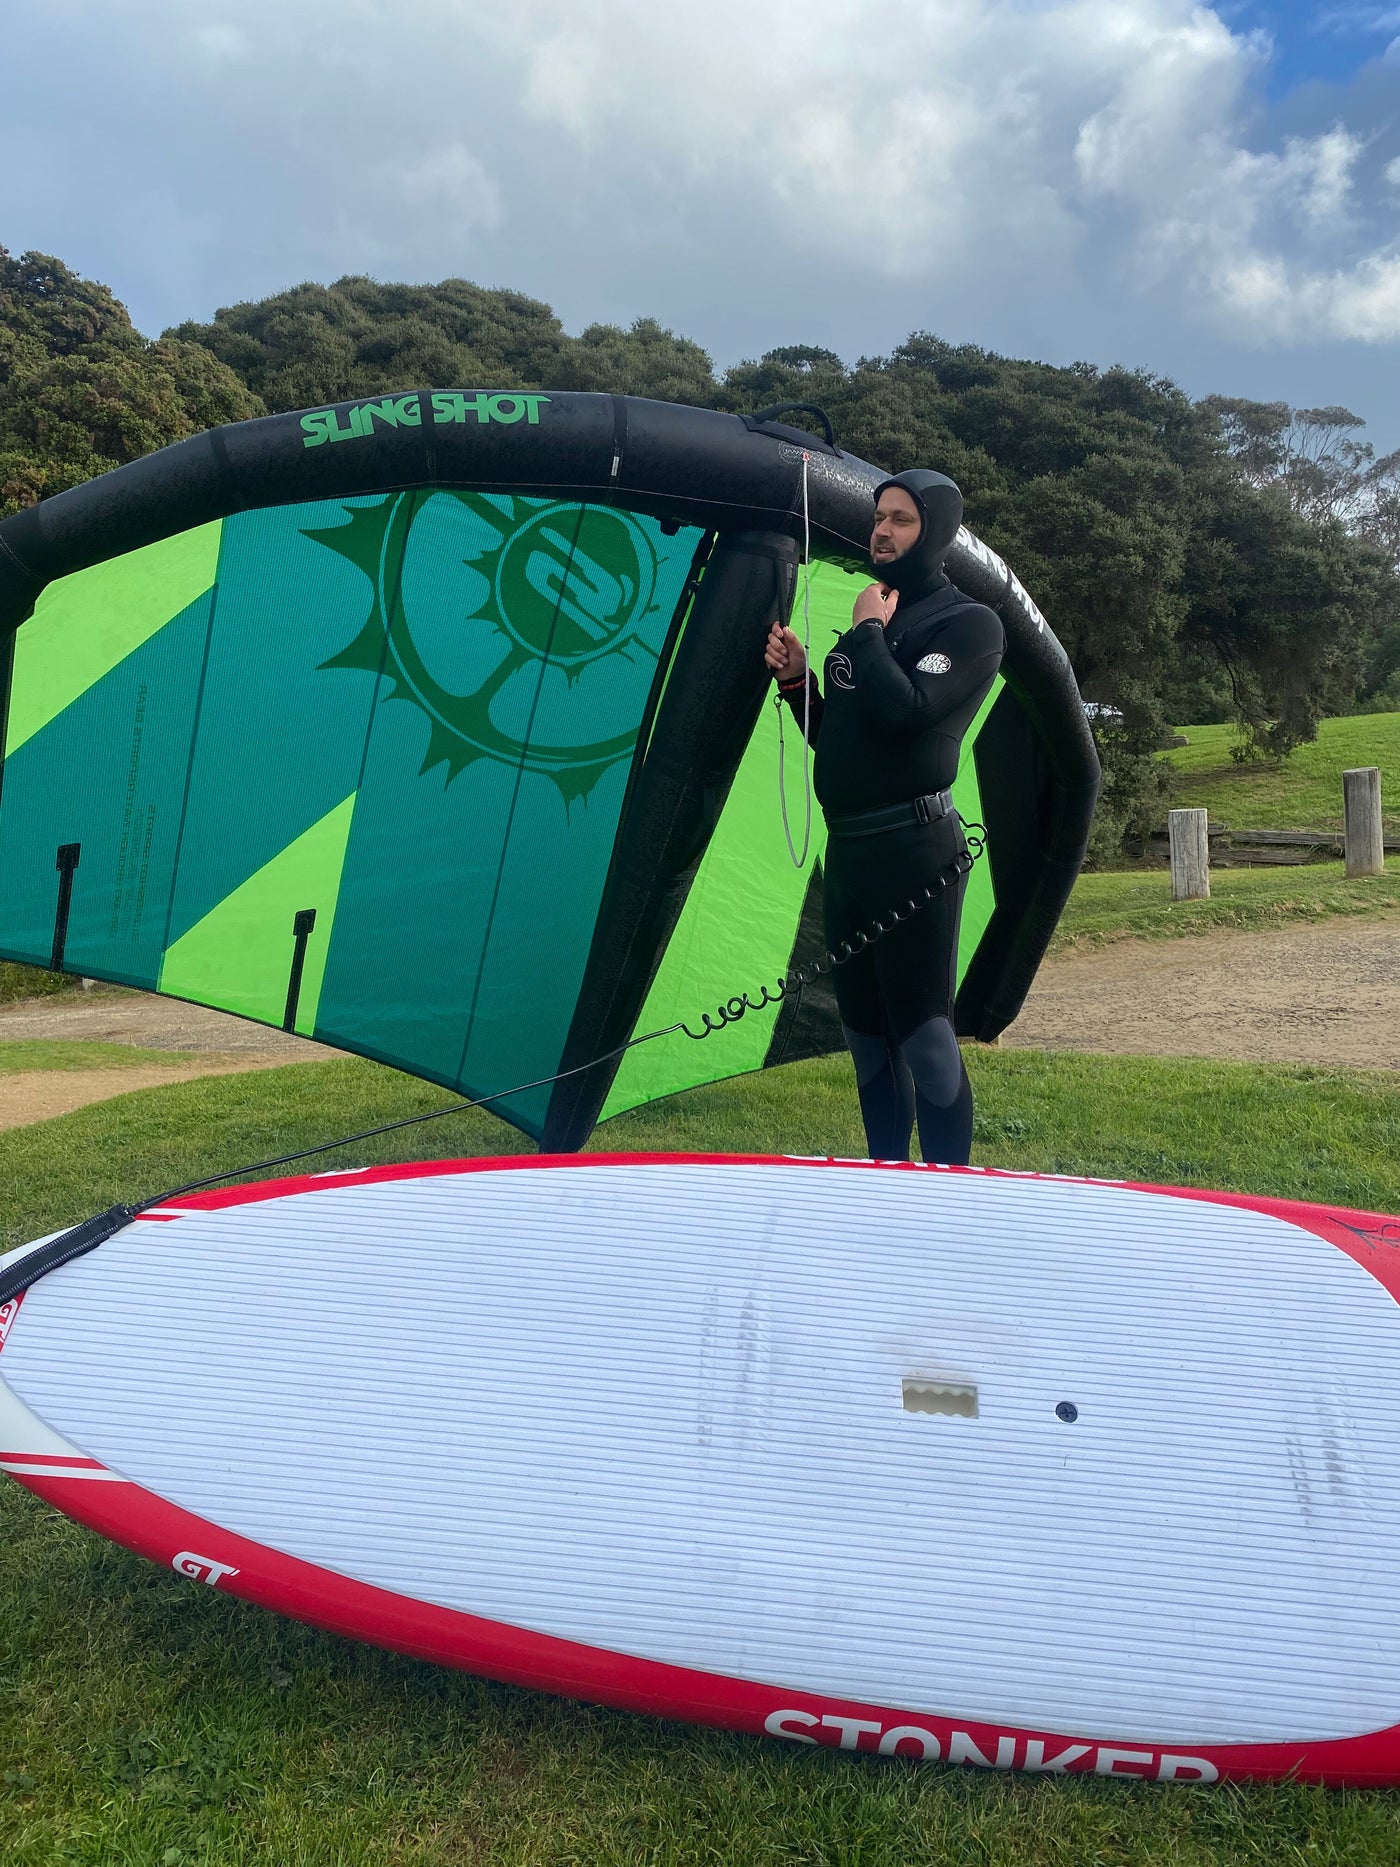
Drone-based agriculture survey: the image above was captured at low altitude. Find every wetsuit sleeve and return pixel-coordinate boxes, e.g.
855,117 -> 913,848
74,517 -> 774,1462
777,671 -> 824,741
845,607 -> 1003,737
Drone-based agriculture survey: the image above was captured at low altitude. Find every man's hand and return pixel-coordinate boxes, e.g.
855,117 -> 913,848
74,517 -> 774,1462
852,583 -> 897,628
765,622 -> 807,683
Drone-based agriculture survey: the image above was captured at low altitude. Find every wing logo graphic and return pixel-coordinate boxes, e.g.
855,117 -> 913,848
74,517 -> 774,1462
312,492 -> 669,803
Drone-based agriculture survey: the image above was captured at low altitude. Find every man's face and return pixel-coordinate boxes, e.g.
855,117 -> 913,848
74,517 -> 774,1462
871,487 -> 922,569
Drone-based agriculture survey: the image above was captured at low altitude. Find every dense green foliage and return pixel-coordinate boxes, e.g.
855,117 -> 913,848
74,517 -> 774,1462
5,1052 -> 1400,1863
154,279 -> 1400,856
0,247 -> 262,511
4,251 -> 1399,855
165,276 -> 716,413
717,346 -> 1398,847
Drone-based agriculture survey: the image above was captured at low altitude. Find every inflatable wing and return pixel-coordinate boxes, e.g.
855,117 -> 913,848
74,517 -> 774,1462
0,394 -> 1098,1147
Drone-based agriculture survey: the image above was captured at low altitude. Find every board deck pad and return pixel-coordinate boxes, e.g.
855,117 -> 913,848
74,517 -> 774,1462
4,1153 -> 1400,1785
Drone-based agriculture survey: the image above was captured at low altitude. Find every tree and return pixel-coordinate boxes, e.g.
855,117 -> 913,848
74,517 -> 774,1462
1198,394 -> 1400,737
168,276 -> 572,413
1181,475 -> 1388,758
1203,395 -> 1400,559
0,246 -> 262,515
174,283 -> 721,415
553,318 -> 717,405
5,248 -> 1397,854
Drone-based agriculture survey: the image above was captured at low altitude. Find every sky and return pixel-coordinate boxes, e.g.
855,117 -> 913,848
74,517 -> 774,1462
2,1 -> 1399,454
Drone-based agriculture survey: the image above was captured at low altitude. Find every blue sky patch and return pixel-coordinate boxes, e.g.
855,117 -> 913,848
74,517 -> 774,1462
1224,1 -> 1400,97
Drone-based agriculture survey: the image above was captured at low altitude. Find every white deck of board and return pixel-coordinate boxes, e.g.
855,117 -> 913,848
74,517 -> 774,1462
4,1160 -> 1400,1746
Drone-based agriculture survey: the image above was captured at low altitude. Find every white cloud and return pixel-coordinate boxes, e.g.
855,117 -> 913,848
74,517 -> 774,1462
1083,117 -> 1375,328
2,0 -> 1400,370
520,29 -> 609,144
1316,5 -> 1400,32
1209,252 -> 1400,346
188,23 -> 250,61
1061,14 -> 1393,341
1290,126 -> 1363,230
392,144 -> 502,229
478,0 -> 1398,343
1322,254 -> 1400,343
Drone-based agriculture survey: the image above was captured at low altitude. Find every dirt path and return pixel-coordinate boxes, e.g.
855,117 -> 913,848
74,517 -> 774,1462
0,989 -> 345,1131
1005,914 -> 1400,1071
1,915 -> 1397,1132
0,1058 -> 311,1132
0,990 -> 342,1056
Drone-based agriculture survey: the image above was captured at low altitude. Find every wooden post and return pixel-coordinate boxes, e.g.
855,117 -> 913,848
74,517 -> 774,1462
1343,767 -> 1384,877
1168,808 -> 1210,901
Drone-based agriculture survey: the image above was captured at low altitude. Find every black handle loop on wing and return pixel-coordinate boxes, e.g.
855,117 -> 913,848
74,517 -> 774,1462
745,403 -> 838,450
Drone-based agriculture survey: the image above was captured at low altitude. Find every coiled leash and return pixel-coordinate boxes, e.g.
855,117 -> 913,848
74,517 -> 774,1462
0,833 -> 984,1307
683,821 -> 983,1037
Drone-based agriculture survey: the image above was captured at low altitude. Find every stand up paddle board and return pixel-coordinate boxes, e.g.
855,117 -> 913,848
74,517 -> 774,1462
4,1153 -> 1400,1785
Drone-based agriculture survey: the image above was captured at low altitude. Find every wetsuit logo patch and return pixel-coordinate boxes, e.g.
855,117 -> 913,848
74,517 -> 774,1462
916,652 -> 952,675
828,653 -> 855,690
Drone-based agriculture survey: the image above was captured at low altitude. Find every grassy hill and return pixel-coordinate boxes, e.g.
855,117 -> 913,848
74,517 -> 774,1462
1161,712 -> 1400,834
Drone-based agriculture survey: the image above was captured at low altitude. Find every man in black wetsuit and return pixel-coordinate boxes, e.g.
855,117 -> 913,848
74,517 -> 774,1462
764,470 -> 1004,1165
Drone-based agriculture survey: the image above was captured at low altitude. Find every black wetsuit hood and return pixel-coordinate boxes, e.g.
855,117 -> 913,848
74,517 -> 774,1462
872,469 -> 964,599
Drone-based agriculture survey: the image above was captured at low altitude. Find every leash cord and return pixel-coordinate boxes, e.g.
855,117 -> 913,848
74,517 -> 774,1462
163,825 -> 983,1187
0,835 -> 983,1304
678,825 -> 984,1039
776,452 -> 814,868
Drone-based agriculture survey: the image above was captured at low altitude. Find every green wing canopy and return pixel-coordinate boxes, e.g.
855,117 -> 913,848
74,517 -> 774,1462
600,562 -> 1001,1123
0,393 -> 1096,1148
0,493 -> 704,1136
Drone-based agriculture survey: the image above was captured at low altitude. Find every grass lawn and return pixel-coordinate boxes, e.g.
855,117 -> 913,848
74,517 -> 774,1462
0,960 -> 82,1006
1161,712 -> 1400,834
0,1040 -> 213,1074
4,1051 -> 1400,1863
1054,858 -> 1400,949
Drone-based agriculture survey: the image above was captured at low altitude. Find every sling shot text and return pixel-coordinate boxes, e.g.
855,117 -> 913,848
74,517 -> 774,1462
301,392 -> 551,448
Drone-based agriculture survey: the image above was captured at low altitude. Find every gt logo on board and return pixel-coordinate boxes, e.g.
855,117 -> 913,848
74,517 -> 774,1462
0,1294 -> 23,1351
173,1551 -> 241,1587
763,1709 -> 1219,1780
